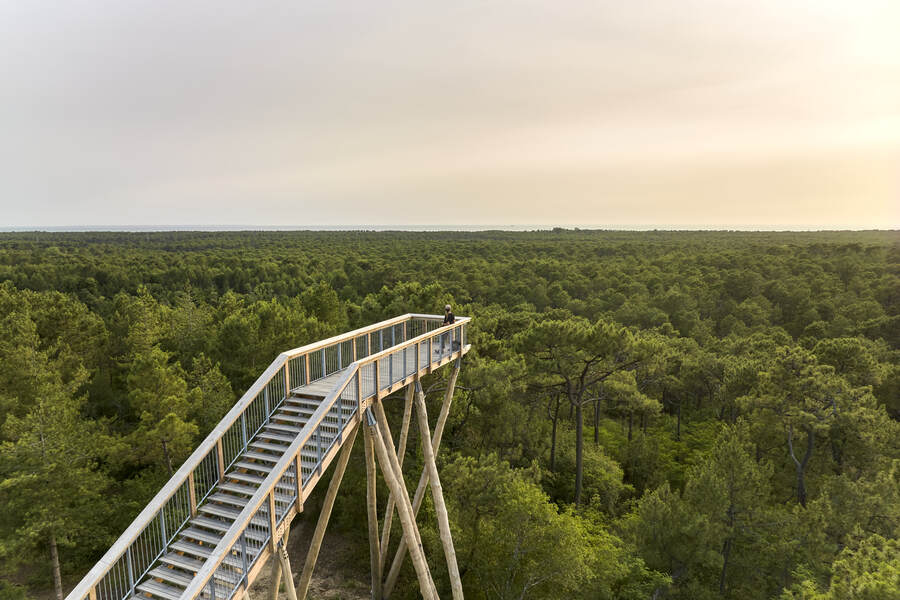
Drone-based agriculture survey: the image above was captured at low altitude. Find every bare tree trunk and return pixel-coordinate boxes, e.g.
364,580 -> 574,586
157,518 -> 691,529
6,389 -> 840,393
549,395 -> 560,472
161,439 -> 173,476
593,398 -> 601,444
627,412 -> 633,442
719,536 -> 732,595
575,400 -> 584,505
50,533 -> 63,600
788,425 -> 815,507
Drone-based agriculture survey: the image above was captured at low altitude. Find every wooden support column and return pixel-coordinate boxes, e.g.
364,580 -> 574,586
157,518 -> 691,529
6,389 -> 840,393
278,538 -> 298,600
296,424 -> 360,600
216,439 -> 226,480
368,410 -> 437,600
384,360 -> 461,598
379,383 -> 414,570
268,522 -> 292,600
187,472 -> 198,517
414,381 -> 463,599
364,418 -> 383,600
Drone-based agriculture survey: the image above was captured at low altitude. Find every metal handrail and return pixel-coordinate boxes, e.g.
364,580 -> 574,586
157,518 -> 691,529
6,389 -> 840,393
180,317 -> 470,600
66,314 -> 462,600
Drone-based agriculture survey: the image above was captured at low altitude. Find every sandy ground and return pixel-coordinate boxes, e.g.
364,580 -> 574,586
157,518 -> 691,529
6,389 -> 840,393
248,516 -> 370,600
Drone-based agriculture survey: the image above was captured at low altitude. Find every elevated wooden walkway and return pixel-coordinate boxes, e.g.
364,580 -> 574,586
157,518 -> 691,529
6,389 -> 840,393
65,315 -> 470,600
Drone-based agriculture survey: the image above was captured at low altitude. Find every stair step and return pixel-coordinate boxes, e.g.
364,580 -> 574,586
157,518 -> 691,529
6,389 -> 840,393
180,527 -> 223,546
232,460 -> 274,474
206,492 -> 249,509
148,566 -> 194,588
275,405 -> 305,415
225,471 -> 266,486
191,515 -> 232,533
243,450 -> 281,463
137,579 -> 184,600
199,504 -> 241,520
218,481 -> 259,496
257,430 -> 296,443
269,413 -> 306,424
250,441 -> 290,453
169,540 -> 245,569
160,551 -> 205,572
265,422 -> 303,434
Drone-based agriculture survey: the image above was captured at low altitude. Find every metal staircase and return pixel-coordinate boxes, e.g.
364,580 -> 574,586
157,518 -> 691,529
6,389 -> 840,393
65,314 -> 470,600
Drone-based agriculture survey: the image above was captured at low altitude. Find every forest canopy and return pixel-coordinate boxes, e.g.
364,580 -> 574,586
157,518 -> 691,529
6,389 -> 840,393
0,229 -> 897,600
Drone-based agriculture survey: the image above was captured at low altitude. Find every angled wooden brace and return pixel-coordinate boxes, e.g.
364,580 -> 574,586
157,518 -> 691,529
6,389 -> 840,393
379,384 -> 414,571
267,521 -> 293,600
364,412 -> 383,600
369,406 -> 438,600
383,360 -> 460,598
414,380 -> 463,599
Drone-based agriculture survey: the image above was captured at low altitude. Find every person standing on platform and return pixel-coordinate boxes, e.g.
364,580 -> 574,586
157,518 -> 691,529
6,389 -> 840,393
440,304 -> 455,355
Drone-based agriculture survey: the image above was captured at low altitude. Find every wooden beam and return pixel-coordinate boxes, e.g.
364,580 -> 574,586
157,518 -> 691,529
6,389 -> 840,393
267,522 -> 292,600
368,412 -> 437,600
278,538 -> 298,600
379,383 -> 414,570
414,382 -> 463,599
383,361 -> 460,598
296,424 -> 360,600
364,420 -> 383,600
187,472 -> 198,517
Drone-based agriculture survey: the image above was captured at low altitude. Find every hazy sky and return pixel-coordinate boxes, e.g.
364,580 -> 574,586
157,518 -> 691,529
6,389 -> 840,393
2,1 -> 898,229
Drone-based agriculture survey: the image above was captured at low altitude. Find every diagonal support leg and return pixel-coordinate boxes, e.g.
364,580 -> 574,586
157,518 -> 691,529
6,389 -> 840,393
414,381 -> 463,599
384,361 -> 460,598
379,384 -> 414,571
364,416 -> 383,600
296,423 -> 360,600
278,539 -> 298,600
369,407 -> 437,600
268,522 -> 292,600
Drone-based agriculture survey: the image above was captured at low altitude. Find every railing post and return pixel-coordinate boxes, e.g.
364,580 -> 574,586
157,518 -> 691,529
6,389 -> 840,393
374,359 -> 380,397
284,363 -> 291,398
126,547 -> 135,599
264,387 -> 270,422
268,491 -> 278,546
415,340 -> 420,373
321,349 -> 326,378
240,533 -> 249,586
356,370 -> 362,422
352,336 -> 358,361
379,329 -> 384,352
338,343 -> 343,369
315,430 -> 322,475
88,587 -> 96,600
337,391 -> 344,444
295,453 -> 303,511
159,507 -> 167,546
305,353 -> 310,384
188,471 -> 198,517
241,413 -> 248,453
216,438 -> 225,480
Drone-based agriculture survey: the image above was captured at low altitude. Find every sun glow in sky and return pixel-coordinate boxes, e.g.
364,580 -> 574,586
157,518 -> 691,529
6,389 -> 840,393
1,1 -> 898,229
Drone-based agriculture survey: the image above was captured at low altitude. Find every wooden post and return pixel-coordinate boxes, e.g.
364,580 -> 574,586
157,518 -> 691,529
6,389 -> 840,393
216,439 -> 226,480
268,522 -> 292,600
364,421 -> 382,600
383,361 -> 461,597
187,472 -> 198,517
414,382 -> 463,599
379,383 -> 414,570
296,424 -> 360,600
369,413 -> 437,600
294,454 -> 303,515
278,539 -> 298,600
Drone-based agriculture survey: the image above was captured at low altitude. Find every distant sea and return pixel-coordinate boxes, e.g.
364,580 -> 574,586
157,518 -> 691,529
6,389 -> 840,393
3,225 -> 894,232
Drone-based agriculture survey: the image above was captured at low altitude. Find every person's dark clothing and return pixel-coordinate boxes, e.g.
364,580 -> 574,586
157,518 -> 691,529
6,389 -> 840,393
443,312 -> 455,325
